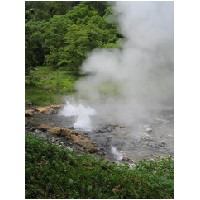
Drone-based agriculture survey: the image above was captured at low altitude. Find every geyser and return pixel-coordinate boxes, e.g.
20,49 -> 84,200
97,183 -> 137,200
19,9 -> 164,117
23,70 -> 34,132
63,1 -> 174,131
60,100 -> 96,131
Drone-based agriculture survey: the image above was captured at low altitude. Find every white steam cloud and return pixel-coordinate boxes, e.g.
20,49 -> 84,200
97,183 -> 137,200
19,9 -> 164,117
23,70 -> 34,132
65,2 -> 174,129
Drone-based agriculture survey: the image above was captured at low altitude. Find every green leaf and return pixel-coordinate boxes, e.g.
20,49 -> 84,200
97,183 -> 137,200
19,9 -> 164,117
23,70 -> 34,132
69,179 -> 74,184
88,185 -> 93,191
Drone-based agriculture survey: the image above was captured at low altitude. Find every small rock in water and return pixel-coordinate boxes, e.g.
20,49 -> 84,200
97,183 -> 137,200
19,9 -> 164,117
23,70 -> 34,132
83,132 -> 89,136
107,127 -> 113,132
107,136 -> 112,141
145,127 -> 152,133
97,128 -> 108,133
159,141 -> 166,147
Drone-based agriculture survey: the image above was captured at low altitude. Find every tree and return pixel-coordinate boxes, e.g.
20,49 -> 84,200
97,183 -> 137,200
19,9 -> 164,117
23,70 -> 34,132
45,3 -> 119,75
25,1 -> 120,75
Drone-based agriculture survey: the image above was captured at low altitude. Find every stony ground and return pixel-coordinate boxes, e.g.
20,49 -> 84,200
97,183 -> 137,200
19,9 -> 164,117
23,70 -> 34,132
25,104 -> 174,163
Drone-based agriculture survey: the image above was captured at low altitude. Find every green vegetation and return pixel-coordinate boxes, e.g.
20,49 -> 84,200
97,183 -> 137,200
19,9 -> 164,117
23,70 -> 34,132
25,3 -> 174,199
26,134 -> 174,199
25,1 -> 120,105
25,67 -> 78,106
25,2 -> 119,76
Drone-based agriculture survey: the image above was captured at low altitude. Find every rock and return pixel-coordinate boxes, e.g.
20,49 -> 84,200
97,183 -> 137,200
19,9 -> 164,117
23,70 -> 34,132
34,129 -> 40,134
122,157 -> 131,162
108,123 -> 119,128
30,127 -> 36,131
25,104 -> 64,116
83,132 -> 89,136
107,136 -> 112,141
66,147 -> 74,152
145,127 -> 152,133
99,151 -> 107,156
25,113 -> 32,117
87,146 -> 98,153
159,141 -> 166,147
48,127 -> 98,153
97,129 -> 106,133
129,163 -> 136,169
92,142 -> 98,147
107,127 -> 113,132
51,137 -> 55,143
25,109 -> 35,117
37,124 -> 50,132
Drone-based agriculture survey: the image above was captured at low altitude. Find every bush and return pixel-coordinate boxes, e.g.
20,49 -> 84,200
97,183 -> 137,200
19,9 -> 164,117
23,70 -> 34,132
26,134 -> 174,199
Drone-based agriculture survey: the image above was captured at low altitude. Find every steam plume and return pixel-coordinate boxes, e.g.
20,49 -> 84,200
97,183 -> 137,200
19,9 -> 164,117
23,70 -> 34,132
68,2 -> 174,129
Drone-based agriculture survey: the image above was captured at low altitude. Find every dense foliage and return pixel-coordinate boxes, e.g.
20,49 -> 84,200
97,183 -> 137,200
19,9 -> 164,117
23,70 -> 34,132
25,134 -> 174,199
25,67 -> 78,105
25,1 -> 119,75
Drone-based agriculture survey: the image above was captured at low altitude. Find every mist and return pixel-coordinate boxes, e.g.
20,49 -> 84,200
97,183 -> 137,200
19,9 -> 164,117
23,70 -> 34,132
64,2 -> 174,129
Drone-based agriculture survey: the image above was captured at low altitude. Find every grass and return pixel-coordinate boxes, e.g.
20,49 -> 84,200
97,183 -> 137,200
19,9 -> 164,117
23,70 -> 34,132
25,134 -> 174,199
25,66 -> 78,106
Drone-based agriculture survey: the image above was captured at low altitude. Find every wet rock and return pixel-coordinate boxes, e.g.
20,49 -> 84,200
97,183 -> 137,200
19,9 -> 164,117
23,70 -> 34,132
107,136 -> 112,141
141,135 -> 151,141
107,123 -> 119,128
122,157 -> 131,162
82,132 -> 89,136
69,126 -> 74,130
97,129 -> 107,133
107,127 -> 113,132
159,141 -> 166,147
145,127 -> 152,133
146,142 -> 159,148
